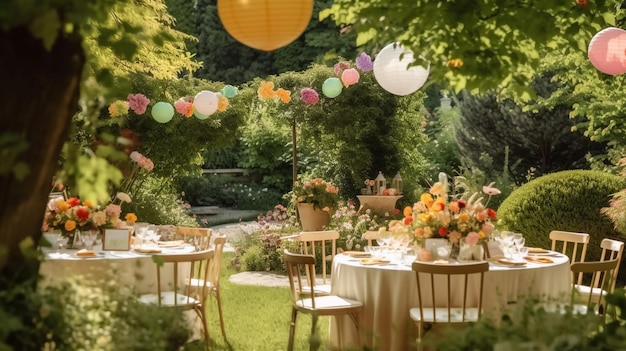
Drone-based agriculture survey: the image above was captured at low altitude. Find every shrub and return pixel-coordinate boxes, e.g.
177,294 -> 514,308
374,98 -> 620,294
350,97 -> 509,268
177,174 -> 283,211
497,170 -> 626,282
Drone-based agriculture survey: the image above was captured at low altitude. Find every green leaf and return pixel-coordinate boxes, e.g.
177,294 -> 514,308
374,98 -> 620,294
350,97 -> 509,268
27,10 -> 60,51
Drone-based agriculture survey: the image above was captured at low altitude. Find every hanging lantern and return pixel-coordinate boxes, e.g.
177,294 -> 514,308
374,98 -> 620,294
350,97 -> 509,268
217,0 -> 314,52
373,42 -> 430,96
588,27 -> 626,75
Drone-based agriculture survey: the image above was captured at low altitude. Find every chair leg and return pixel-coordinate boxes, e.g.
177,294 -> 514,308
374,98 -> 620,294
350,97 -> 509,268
288,308 -> 298,351
310,313 -> 319,351
195,305 -> 210,350
349,312 -> 361,349
215,289 -> 226,337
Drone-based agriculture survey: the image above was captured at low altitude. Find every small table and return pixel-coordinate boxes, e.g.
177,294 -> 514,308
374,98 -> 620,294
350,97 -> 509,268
357,195 -> 402,213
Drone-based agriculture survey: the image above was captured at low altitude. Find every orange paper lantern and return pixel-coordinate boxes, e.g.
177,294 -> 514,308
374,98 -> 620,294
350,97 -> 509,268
217,0 -> 314,52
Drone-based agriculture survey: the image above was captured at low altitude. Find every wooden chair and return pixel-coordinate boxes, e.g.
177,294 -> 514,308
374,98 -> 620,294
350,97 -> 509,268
176,227 -> 213,250
574,239 -> 624,303
570,259 -> 619,315
362,230 -> 379,247
138,249 -> 215,348
410,261 -> 489,351
284,250 -> 363,351
188,235 -> 228,338
550,230 -> 590,285
296,230 -> 339,295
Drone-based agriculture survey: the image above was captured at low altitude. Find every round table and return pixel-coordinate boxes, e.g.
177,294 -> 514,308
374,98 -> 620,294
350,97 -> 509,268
328,252 -> 571,351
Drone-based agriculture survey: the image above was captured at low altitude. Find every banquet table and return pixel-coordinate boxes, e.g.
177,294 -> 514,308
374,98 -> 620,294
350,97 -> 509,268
328,251 -> 571,351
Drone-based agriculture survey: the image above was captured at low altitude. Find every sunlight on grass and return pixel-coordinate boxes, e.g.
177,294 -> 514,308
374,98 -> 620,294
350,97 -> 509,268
203,252 -> 330,350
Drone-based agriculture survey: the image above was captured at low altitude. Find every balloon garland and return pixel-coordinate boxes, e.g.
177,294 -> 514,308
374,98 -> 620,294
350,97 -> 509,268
106,47 -> 431,122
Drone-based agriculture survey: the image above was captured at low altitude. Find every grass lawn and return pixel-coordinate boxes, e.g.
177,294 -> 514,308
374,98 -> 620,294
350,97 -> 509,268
201,252 -> 331,350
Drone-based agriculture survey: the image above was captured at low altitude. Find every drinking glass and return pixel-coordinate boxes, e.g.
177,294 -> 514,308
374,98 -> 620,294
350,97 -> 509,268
55,237 -> 69,253
376,230 -> 392,254
82,230 -> 97,250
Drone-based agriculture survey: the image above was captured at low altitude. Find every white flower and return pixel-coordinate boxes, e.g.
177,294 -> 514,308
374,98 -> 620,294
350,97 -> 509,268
115,192 -> 132,203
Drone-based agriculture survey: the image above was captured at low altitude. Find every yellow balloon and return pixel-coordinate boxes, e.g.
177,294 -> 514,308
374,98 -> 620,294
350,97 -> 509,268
217,0 -> 314,52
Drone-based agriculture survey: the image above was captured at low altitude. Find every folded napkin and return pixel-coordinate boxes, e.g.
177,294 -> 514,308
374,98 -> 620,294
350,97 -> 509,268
527,247 -> 549,254
524,256 -> 553,264
360,258 -> 390,265
134,248 -> 162,254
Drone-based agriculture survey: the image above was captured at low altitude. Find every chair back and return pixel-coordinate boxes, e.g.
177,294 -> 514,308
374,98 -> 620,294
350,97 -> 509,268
412,261 -> 489,323
284,250 -> 319,309
599,239 -> 624,292
297,230 -> 339,287
550,230 -> 589,284
154,249 -> 215,306
570,259 -> 619,313
176,227 -> 212,250
207,236 -> 227,289
362,230 -> 379,247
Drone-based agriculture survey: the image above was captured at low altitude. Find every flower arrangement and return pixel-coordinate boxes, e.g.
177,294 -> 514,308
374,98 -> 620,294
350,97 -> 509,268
403,175 -> 500,246
43,197 -> 96,236
289,177 -> 340,211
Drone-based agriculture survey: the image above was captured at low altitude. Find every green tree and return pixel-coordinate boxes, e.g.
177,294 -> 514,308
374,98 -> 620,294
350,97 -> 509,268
455,73 -> 606,183
0,0 -> 200,347
323,0 -> 620,97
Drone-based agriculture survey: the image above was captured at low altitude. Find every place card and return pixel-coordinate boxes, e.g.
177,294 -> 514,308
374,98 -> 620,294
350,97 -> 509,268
102,229 -> 131,251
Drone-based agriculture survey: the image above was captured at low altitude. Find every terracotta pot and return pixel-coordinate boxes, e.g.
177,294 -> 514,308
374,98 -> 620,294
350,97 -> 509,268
297,203 -> 330,231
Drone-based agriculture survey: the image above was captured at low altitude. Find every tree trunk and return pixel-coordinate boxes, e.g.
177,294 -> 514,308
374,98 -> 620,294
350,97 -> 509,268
0,25 -> 84,296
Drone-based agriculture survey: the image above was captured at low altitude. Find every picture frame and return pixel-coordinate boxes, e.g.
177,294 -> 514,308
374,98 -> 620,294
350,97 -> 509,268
102,229 -> 131,251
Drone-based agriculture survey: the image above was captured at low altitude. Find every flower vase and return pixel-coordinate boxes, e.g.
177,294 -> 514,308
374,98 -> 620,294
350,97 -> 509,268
297,203 -> 330,231
458,240 -> 484,261
65,230 -> 83,249
424,238 -> 452,260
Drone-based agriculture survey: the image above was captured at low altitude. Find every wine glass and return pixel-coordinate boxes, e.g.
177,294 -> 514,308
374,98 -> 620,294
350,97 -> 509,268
82,230 -> 97,250
376,230 -> 392,254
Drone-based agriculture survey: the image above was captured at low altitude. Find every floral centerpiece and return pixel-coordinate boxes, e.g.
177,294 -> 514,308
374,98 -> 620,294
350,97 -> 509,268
392,174 -> 500,259
43,192 -> 138,247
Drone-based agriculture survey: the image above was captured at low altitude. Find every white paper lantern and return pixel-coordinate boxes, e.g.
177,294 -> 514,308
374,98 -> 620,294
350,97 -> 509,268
193,90 -> 219,115
373,42 -> 429,96
588,27 -> 626,75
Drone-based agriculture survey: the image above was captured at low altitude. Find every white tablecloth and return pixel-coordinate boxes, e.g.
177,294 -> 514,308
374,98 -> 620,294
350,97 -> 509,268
40,245 -> 196,294
329,252 -> 571,351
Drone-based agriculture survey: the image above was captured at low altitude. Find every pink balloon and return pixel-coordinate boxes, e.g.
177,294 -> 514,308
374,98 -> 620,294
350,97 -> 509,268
588,27 -> 626,75
193,90 -> 219,115
341,68 -> 360,87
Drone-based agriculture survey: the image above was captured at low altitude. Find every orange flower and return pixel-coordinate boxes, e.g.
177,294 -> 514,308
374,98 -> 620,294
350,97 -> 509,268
56,199 -> 70,212
217,95 -> 229,112
448,201 -> 460,212
403,206 -> 413,217
125,213 -> 138,223
420,193 -> 434,207
458,212 -> 469,222
276,88 -> 291,103
64,220 -> 77,232
403,216 -> 413,225
431,198 -> 446,212
66,197 -> 81,207
258,81 -> 277,99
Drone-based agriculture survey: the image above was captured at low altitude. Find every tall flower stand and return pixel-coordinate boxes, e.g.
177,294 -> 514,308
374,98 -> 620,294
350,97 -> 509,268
297,203 -> 330,231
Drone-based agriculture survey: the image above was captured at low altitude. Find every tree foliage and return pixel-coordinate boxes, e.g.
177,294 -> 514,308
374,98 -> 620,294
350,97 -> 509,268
455,73 -> 607,183
322,0 -> 623,98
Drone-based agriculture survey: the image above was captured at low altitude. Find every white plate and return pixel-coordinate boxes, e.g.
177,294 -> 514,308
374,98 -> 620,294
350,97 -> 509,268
527,252 -> 561,257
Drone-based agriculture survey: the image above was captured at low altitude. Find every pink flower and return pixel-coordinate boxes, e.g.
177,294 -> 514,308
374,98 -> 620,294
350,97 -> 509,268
127,93 -> 150,115
174,99 -> 194,117
105,204 -> 121,218
356,52 -> 373,72
300,88 -> 319,105
465,232 -> 480,246
130,151 -> 142,162
483,185 -> 501,196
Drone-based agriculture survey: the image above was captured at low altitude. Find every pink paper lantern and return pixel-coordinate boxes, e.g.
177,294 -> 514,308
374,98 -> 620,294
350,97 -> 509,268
341,68 -> 360,87
588,27 -> 626,75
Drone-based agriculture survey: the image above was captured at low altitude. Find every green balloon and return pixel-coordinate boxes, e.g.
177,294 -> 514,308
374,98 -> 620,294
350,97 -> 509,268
322,78 -> 342,98
194,109 -> 209,120
220,85 -> 238,98
151,102 -> 174,123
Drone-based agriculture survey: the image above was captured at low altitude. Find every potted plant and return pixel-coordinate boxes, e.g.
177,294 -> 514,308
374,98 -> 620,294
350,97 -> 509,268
289,178 -> 340,231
